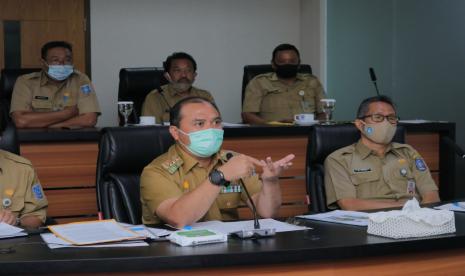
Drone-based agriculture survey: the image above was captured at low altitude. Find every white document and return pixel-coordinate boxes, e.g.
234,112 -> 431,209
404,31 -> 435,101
40,233 -> 148,249
121,224 -> 173,238
191,218 -> 308,234
0,222 -> 27,239
434,202 -> 465,212
297,210 -> 369,226
48,219 -> 146,245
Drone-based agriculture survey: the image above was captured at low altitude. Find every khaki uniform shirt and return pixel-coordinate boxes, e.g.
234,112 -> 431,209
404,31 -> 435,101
141,84 -> 214,124
10,71 -> 100,115
324,140 -> 438,209
242,72 -> 325,122
140,144 -> 262,224
0,150 -> 48,222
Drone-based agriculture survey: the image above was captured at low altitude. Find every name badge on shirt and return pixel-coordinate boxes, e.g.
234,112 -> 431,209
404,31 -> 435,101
407,179 -> 416,195
34,95 -> 49,100
353,168 -> 372,173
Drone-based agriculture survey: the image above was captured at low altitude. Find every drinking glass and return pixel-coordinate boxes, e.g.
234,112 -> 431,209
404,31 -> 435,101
118,101 -> 134,126
320,99 -> 336,125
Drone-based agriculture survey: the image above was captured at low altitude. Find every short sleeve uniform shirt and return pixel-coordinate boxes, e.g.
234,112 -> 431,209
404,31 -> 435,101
242,72 -> 325,122
140,144 -> 262,224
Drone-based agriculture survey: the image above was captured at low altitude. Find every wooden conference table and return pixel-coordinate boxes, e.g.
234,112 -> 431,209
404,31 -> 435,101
1,209 -> 465,275
17,122 -> 456,223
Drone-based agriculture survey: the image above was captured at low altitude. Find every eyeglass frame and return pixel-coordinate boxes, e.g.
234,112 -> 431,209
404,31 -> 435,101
358,113 -> 400,124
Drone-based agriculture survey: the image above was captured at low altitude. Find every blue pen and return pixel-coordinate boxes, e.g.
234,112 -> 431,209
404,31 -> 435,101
183,225 -> 192,230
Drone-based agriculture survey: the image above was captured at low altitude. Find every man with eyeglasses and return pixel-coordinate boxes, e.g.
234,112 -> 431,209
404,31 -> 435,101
324,95 -> 439,210
10,41 -> 100,128
141,52 -> 214,124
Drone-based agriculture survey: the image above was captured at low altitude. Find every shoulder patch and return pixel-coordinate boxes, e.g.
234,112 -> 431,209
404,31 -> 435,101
161,157 -> 184,174
80,84 -> 92,95
32,183 -> 45,200
415,158 -> 427,171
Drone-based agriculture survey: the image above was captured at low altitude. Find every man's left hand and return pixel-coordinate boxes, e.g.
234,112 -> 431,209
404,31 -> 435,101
254,154 -> 295,183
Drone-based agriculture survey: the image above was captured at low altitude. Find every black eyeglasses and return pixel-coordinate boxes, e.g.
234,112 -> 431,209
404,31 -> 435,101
359,114 -> 399,124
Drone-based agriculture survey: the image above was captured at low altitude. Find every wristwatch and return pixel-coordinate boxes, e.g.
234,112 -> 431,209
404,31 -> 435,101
209,169 -> 230,187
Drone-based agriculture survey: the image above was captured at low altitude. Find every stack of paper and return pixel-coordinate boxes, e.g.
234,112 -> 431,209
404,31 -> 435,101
42,219 -> 152,249
0,222 -> 27,239
297,210 -> 369,226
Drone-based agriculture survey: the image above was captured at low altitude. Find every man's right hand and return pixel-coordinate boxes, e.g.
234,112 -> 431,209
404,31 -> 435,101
218,154 -> 258,182
0,209 -> 18,225
63,105 -> 79,119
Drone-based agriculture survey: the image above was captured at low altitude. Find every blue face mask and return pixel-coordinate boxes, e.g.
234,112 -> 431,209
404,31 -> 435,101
47,65 -> 74,81
178,128 -> 224,158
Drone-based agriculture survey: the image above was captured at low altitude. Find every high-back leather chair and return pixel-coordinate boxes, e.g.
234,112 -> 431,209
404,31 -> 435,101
118,67 -> 168,124
0,68 -> 41,122
0,120 -> 20,155
241,64 -> 312,106
96,126 -> 174,224
306,124 -> 405,213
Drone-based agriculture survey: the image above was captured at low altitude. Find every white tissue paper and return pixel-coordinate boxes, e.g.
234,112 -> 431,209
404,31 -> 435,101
367,198 -> 456,239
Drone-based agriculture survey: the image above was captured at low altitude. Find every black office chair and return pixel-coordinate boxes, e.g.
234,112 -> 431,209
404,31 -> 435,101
241,64 -> 312,106
0,68 -> 41,123
306,124 -> 405,213
118,67 -> 169,124
96,126 -> 174,224
0,120 -> 20,155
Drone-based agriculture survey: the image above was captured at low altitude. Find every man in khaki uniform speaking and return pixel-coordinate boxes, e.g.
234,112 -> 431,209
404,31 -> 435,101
0,130 -> 48,227
10,41 -> 100,128
141,52 -> 214,124
242,43 -> 326,124
324,95 -> 440,210
140,97 -> 295,227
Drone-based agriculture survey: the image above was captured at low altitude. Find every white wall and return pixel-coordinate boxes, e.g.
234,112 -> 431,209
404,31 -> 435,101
90,0 -> 322,126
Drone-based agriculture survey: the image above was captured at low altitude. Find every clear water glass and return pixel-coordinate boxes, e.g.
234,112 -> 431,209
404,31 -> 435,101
118,101 -> 134,126
320,99 -> 336,125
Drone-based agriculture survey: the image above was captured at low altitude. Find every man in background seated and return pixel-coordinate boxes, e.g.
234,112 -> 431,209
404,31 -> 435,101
0,121 -> 48,228
10,41 -> 100,128
242,43 -> 326,124
324,95 -> 440,210
140,97 -> 294,227
141,52 -> 214,124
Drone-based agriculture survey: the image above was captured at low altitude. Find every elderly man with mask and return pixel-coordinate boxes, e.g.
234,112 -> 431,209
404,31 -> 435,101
140,97 -> 294,227
324,95 -> 440,211
10,41 -> 100,128
141,52 -> 214,124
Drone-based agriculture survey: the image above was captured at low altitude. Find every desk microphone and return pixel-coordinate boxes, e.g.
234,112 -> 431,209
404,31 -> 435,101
369,67 -> 380,96
226,153 -> 276,238
442,136 -> 465,159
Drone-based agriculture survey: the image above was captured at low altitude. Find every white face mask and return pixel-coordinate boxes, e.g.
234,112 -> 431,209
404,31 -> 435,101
177,128 -> 224,158
361,120 -> 397,144
47,65 -> 74,81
